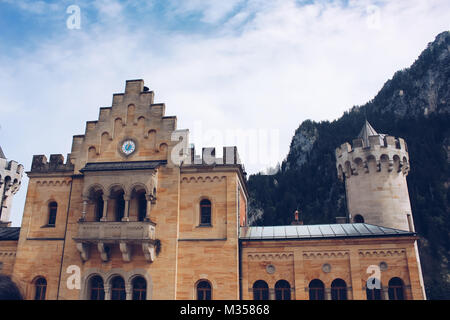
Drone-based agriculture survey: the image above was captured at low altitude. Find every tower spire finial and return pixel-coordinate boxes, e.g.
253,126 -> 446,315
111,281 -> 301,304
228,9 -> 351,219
0,145 -> 5,159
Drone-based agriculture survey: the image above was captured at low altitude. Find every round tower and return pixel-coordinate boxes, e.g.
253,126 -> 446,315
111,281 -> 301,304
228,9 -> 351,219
0,145 -> 24,227
335,121 -> 413,231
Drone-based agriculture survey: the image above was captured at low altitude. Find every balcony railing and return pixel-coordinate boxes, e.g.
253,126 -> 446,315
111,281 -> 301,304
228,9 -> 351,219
73,221 -> 158,263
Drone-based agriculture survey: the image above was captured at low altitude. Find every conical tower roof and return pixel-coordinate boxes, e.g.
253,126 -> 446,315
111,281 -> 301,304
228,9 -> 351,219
0,145 -> 5,159
358,120 -> 384,147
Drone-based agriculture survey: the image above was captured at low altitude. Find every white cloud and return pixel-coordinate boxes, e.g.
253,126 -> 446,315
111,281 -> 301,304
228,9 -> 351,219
166,0 -> 245,24
0,0 -> 61,14
1,0 -> 449,227
93,0 -> 124,21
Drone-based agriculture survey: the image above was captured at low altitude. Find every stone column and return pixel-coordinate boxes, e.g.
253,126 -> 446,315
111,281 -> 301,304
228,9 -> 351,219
325,288 -> 332,300
122,195 -> 130,222
100,195 -> 109,221
382,287 -> 390,300
80,198 -> 89,221
145,194 -> 153,221
269,288 -> 275,300
126,285 -> 132,300
104,285 -> 111,300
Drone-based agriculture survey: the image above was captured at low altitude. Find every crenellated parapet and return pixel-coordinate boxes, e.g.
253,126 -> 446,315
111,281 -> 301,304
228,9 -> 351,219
182,146 -> 245,171
335,122 -> 416,231
0,159 -> 24,194
335,134 -> 410,181
30,154 -> 74,174
0,153 -> 24,224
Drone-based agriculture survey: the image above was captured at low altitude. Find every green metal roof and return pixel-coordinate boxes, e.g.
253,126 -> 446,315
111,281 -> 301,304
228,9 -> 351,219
239,223 -> 414,240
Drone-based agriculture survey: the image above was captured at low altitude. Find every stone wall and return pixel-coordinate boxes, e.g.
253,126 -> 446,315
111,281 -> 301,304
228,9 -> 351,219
241,237 -> 425,300
336,134 -> 412,231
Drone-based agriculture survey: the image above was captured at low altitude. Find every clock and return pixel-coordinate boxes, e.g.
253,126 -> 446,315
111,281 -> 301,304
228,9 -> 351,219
121,140 -> 136,156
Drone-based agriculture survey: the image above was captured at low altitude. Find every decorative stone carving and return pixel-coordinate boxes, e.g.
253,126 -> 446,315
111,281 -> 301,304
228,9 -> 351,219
120,242 -> 132,262
303,251 -> 349,259
358,249 -> 406,258
142,242 -> 155,262
76,242 -> 90,262
97,242 -> 109,262
73,221 -> 158,263
247,252 -> 293,261
322,263 -> 331,273
266,264 -> 276,274
379,261 -> 388,271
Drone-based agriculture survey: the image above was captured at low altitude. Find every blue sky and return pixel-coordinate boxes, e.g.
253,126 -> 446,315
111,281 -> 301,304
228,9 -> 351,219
0,0 -> 449,227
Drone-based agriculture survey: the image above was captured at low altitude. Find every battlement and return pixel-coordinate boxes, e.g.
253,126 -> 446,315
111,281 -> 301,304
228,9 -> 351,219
0,158 -> 24,191
0,158 -> 24,176
30,154 -> 74,174
182,146 -> 245,172
0,152 -> 24,222
336,134 -> 410,180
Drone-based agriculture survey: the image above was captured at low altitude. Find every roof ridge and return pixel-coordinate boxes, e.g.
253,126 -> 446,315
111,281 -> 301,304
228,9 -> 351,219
0,145 -> 5,159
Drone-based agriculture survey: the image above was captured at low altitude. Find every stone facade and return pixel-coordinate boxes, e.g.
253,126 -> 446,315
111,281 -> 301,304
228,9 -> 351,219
335,121 -> 413,231
0,80 -> 426,300
0,146 -> 24,227
241,236 -> 425,300
0,239 -> 18,276
0,146 -> 23,278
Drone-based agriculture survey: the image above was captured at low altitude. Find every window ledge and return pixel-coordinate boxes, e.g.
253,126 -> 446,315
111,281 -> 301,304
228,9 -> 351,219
197,224 -> 213,228
41,224 -> 56,228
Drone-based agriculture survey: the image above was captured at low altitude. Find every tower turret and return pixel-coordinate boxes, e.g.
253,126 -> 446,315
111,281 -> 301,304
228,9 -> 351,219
0,145 -> 24,227
335,121 -> 413,231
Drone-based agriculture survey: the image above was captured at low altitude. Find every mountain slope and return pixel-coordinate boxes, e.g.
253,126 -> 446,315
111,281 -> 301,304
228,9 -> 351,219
247,31 -> 450,299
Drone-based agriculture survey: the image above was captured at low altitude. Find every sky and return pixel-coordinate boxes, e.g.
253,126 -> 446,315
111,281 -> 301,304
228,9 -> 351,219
0,0 -> 449,227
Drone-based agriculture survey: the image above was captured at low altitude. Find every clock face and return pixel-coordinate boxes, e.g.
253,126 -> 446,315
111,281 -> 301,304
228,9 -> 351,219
121,140 -> 136,155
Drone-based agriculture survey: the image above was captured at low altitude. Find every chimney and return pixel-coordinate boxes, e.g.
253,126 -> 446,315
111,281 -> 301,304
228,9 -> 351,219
291,210 -> 303,225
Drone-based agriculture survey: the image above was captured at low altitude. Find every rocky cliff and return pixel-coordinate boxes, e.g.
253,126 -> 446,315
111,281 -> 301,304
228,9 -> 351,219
248,31 -> 450,299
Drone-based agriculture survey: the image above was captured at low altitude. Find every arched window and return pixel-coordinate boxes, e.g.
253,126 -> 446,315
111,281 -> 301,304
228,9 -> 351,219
89,276 -> 105,300
366,286 -> 382,300
388,277 -> 405,300
200,199 -> 211,226
196,280 -> 212,300
353,214 -> 364,223
111,189 -> 125,222
275,280 -> 291,300
111,276 -> 126,300
48,202 -> 57,226
34,277 -> 47,300
253,280 -> 269,300
132,276 -> 147,300
94,192 -> 104,222
331,278 -> 347,300
308,279 -> 325,300
138,192 -> 147,222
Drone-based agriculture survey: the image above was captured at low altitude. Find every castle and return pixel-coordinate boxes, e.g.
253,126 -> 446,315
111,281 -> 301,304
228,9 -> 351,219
0,80 -> 426,300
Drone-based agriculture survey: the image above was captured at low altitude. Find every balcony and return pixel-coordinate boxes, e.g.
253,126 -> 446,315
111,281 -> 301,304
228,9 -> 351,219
73,221 -> 158,263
